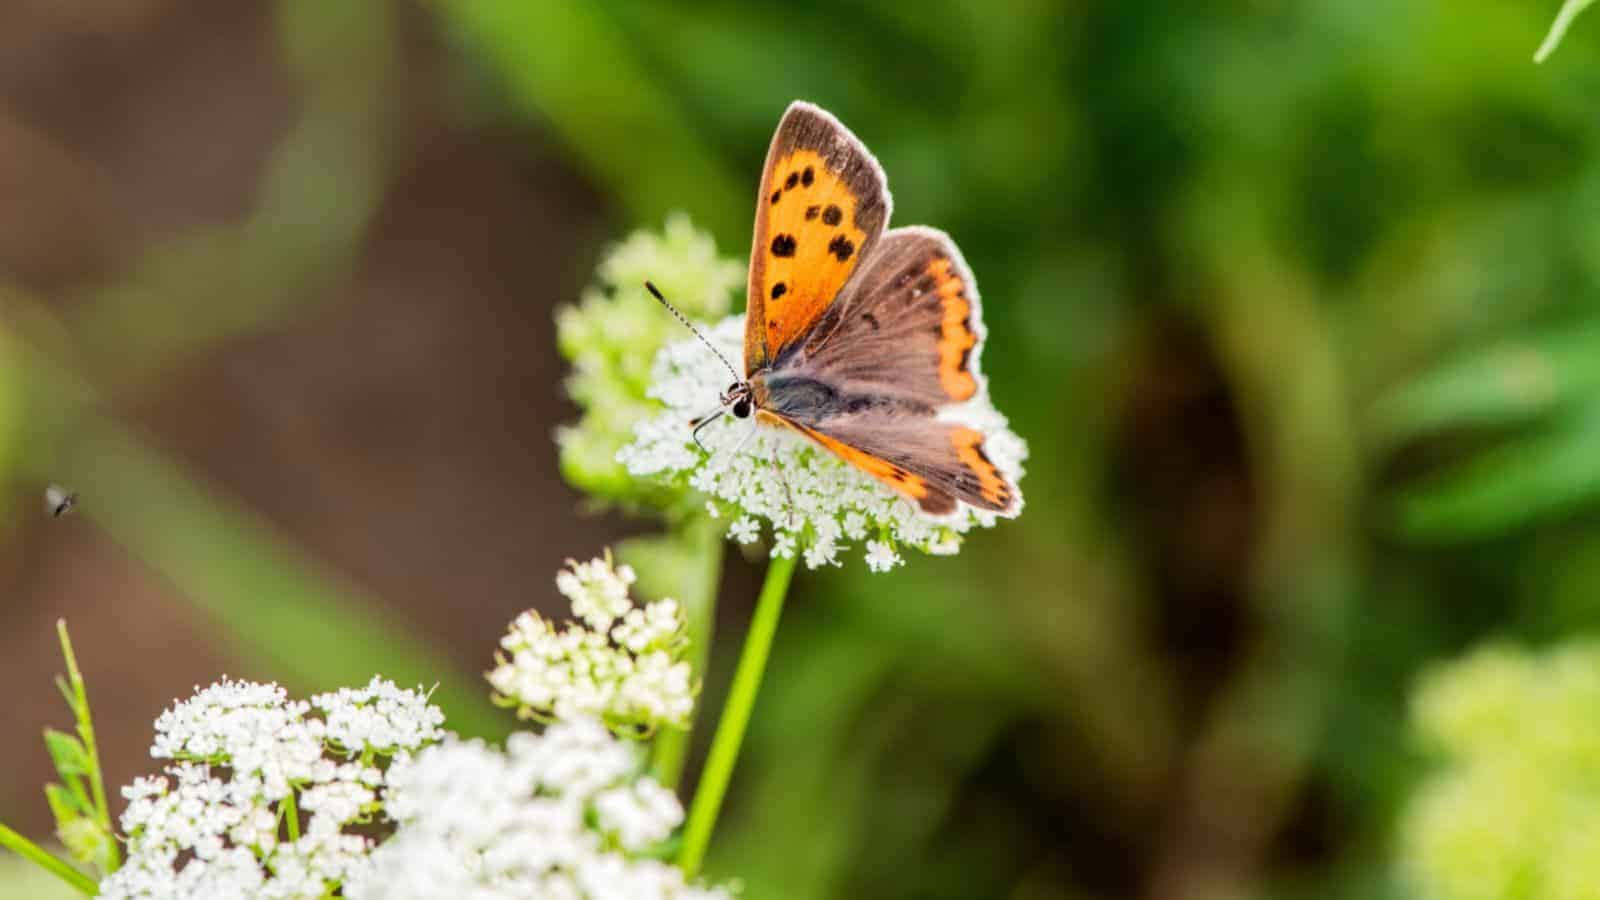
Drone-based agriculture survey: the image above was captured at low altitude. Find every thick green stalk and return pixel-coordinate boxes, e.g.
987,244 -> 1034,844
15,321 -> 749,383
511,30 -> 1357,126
0,823 -> 97,895
677,553 -> 797,877
282,790 -> 301,843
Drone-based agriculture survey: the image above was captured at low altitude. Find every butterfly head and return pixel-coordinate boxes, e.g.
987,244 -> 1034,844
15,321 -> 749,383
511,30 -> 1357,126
721,381 -> 754,419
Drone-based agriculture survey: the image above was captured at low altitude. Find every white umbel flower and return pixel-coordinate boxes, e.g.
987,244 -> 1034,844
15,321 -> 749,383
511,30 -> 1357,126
619,315 -> 1028,570
313,676 -> 446,754
98,678 -> 443,900
489,554 -> 696,732
345,719 -> 729,900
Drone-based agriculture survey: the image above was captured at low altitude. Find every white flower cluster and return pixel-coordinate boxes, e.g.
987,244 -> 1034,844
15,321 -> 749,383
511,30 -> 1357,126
97,677 -> 444,900
489,554 -> 695,731
344,719 -> 729,900
619,315 -> 1028,570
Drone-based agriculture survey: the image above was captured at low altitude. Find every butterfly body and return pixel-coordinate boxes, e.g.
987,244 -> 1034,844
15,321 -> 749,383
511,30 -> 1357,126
720,102 -> 1020,518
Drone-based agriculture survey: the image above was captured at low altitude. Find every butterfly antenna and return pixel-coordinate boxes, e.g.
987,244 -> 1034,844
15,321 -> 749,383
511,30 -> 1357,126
645,281 -> 743,383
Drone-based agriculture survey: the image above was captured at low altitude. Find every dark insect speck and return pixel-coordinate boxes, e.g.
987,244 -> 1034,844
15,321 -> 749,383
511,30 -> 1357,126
771,234 -> 797,257
821,204 -> 842,226
862,312 -> 880,330
45,485 -> 76,518
771,282 -> 787,300
785,172 -> 799,189
827,235 -> 854,262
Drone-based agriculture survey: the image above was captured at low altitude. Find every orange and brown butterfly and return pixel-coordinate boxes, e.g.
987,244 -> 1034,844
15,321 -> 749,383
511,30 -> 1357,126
659,101 -> 1021,519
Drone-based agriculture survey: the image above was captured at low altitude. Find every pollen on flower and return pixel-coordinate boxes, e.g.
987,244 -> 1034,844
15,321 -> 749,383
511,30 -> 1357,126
618,315 -> 1028,571
488,553 -> 696,732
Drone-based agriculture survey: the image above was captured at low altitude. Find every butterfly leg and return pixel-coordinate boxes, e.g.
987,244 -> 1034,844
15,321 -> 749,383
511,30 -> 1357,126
689,408 -> 726,454
769,451 -> 798,531
719,417 -> 759,468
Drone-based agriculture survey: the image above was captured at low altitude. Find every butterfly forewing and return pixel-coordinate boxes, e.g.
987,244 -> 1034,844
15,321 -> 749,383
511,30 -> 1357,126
746,102 -> 890,373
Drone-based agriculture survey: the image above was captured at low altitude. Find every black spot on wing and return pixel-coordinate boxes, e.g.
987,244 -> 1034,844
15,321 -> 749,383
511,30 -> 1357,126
827,235 -> 854,262
822,204 -> 842,226
771,282 -> 787,300
805,205 -> 820,221
785,171 -> 799,190
801,166 -> 815,186
770,189 -> 782,204
771,234 -> 797,257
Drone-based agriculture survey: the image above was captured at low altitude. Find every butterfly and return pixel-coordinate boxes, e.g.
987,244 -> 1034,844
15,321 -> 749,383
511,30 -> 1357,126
658,101 -> 1020,518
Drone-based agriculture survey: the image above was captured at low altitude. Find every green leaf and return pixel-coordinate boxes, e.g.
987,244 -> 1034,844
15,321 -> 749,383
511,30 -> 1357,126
41,730 -> 89,778
43,784 -> 85,825
1388,404 -> 1600,542
52,677 -> 75,714
1366,323 -> 1600,455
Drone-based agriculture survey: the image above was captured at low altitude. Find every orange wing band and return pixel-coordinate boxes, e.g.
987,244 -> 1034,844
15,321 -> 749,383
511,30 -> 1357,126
930,257 -> 979,402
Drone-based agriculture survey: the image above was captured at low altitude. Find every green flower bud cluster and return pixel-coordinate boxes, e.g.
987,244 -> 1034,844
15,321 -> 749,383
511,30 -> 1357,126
556,215 -> 743,511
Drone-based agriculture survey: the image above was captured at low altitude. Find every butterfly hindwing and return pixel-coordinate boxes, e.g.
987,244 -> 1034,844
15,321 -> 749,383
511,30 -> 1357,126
746,102 -> 891,373
760,410 -> 1017,516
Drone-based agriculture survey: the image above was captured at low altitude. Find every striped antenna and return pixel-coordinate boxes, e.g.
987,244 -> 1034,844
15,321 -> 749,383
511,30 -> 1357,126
645,282 -> 743,383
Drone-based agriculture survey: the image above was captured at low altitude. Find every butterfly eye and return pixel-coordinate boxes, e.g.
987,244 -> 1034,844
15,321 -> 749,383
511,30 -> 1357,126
732,399 -> 752,419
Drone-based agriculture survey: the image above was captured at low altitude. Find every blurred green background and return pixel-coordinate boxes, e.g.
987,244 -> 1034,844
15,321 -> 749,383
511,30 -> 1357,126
4,1 -> 1600,898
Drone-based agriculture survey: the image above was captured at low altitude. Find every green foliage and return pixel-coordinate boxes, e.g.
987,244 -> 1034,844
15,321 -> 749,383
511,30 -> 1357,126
44,624 -> 116,878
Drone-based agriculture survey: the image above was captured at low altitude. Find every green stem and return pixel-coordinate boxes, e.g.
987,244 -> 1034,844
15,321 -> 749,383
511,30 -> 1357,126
0,823 -> 98,895
677,552 -> 797,878
57,622 -> 117,869
282,790 -> 301,843
646,516 -> 725,788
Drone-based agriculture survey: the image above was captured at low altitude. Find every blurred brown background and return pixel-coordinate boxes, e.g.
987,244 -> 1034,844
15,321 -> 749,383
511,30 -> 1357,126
0,0 -> 628,832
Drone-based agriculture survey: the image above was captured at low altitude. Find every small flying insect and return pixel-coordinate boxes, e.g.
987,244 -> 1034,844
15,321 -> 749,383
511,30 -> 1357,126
45,485 -> 77,518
